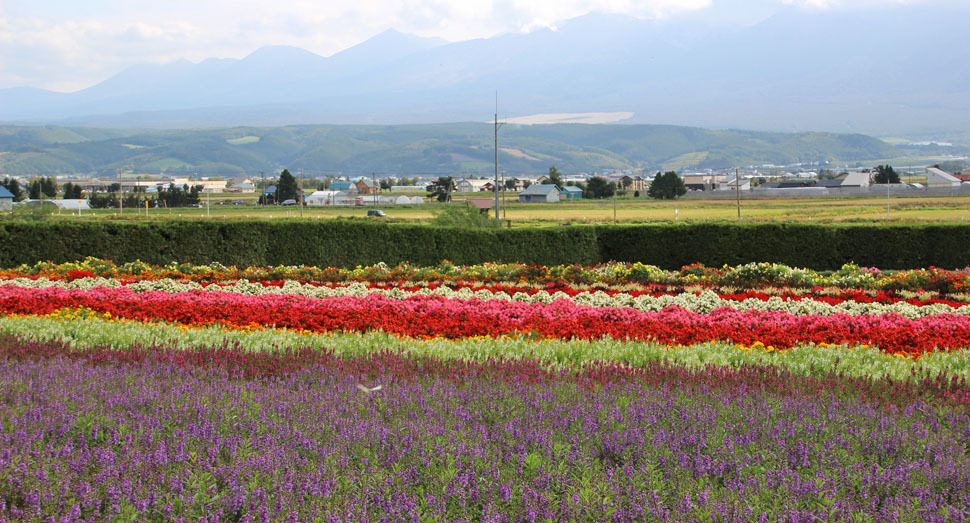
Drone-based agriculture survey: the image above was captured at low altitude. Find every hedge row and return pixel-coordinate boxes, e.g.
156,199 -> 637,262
2,220 -> 969,270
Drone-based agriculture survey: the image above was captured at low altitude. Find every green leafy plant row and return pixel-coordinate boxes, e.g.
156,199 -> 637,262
2,220 -> 970,269
4,314 -> 970,383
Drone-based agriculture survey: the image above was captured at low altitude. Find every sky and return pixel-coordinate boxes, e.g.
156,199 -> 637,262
0,0 -> 954,92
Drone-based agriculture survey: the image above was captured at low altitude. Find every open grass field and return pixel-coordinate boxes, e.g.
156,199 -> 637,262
38,192 -> 970,227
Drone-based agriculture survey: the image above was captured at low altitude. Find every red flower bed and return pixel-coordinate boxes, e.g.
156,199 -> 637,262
2,285 -> 969,356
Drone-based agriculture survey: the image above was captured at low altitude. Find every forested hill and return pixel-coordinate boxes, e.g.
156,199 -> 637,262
0,122 -> 928,177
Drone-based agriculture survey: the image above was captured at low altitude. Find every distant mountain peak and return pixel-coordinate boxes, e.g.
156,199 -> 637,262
371,27 -> 408,39
324,27 -> 447,67
369,27 -> 447,45
0,7 -> 965,136
243,45 -> 325,62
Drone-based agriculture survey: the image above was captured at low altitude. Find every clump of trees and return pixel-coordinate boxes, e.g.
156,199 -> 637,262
648,171 -> 687,200
89,193 -> 153,209
426,177 -> 456,202
157,184 -> 202,208
257,169 -> 302,204
542,166 -> 564,188
584,177 -> 615,199
27,177 -> 58,199
276,169 -> 300,203
61,182 -> 84,199
88,184 -> 202,209
873,165 -> 901,184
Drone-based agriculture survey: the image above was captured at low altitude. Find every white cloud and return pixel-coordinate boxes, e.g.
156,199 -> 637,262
0,0 -> 956,91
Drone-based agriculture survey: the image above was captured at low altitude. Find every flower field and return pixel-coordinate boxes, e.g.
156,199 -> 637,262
2,258 -> 970,521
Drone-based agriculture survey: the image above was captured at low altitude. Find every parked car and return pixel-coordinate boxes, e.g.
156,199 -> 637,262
367,209 -> 387,217
280,199 -> 297,206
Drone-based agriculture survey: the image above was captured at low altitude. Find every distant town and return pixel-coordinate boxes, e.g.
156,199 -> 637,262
3,161 -> 969,213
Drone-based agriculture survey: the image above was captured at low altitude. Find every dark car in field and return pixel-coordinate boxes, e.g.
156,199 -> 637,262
367,209 -> 387,217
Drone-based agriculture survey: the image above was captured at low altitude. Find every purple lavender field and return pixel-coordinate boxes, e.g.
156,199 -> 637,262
1,338 -> 969,522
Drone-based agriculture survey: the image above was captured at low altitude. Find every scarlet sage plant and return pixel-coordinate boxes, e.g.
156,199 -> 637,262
2,284 -> 970,355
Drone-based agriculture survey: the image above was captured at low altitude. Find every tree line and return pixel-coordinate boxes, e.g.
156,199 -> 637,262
88,185 -> 203,209
424,166 -> 688,202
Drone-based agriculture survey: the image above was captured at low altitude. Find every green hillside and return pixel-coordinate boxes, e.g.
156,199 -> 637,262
0,122 -> 923,177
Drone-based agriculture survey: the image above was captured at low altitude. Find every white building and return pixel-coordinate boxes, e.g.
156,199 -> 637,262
171,178 -> 228,193
306,191 -> 349,206
925,167 -> 960,187
718,176 -> 751,191
456,179 -> 492,193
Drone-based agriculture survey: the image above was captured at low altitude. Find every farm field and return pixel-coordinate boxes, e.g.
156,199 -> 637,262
37,194 -> 970,226
1,258 -> 970,520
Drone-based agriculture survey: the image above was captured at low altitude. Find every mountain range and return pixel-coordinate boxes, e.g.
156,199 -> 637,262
0,122 -> 942,177
1,5 -> 968,138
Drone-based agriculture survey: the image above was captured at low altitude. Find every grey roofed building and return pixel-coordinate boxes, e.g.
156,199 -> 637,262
560,185 -> 583,199
816,172 -> 871,188
840,172 -> 871,187
0,186 -> 13,211
761,180 -> 816,189
718,176 -> 751,191
814,179 -> 842,188
518,183 -> 560,203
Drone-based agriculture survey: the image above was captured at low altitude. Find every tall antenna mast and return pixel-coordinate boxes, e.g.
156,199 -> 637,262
494,91 -> 503,220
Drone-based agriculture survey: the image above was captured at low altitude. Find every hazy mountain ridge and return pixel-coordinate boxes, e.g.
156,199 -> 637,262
0,6 -> 967,136
0,122 -> 919,177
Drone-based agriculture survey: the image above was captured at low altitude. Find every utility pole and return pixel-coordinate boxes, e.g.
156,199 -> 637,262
299,168 -> 304,217
260,171 -> 265,206
373,172 -> 378,207
735,168 -> 741,219
494,91 -> 504,220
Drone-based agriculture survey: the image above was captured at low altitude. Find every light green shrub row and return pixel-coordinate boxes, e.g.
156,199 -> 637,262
3,314 -> 969,382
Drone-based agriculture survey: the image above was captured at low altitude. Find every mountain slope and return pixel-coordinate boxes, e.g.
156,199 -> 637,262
0,5 -> 967,135
0,122 -> 910,177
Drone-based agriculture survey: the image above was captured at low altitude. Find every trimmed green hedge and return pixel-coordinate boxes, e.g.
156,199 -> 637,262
594,223 -> 970,270
1,220 -> 969,270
